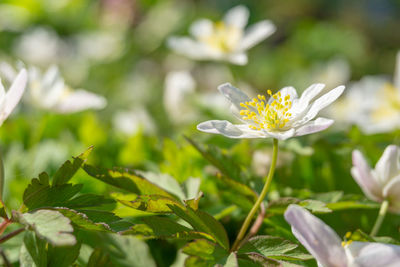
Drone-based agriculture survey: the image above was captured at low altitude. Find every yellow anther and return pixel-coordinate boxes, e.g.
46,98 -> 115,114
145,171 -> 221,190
267,90 -> 272,95
345,232 -> 352,239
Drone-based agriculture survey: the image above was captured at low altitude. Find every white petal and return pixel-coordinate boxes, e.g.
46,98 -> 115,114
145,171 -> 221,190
294,117 -> 333,137
167,37 -> 213,60
265,128 -> 295,140
394,51 -> 400,90
291,83 -> 326,116
189,19 -> 214,39
0,62 -> 18,82
1,69 -> 27,124
284,205 -> 347,267
54,89 -> 107,113
197,120 -> 266,138
217,83 -> 251,111
224,5 -> 249,29
239,20 -> 276,50
351,150 -> 382,202
277,86 -> 298,101
348,242 -> 400,267
227,53 -> 248,65
382,175 -> 400,213
297,85 -> 345,125
375,145 -> 400,185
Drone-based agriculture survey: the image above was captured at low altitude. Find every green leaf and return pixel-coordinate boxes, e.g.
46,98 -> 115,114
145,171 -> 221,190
184,192 -> 203,210
52,146 -> 93,186
47,242 -> 81,267
326,200 -> 379,211
168,204 -> 230,250
64,194 -> 115,208
14,209 -> 76,246
20,231 -> 47,267
83,164 -> 176,198
52,208 -> 114,232
23,178 -> 82,210
0,150 -> 4,202
216,173 -> 258,202
267,198 -> 332,214
299,199 -> 332,213
138,171 -> 186,200
87,248 -> 112,267
238,236 -> 313,261
118,195 -> 182,213
123,216 -> 215,242
183,239 -> 228,261
0,201 -> 7,219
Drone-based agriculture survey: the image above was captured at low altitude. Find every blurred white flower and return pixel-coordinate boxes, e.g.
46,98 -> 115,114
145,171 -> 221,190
310,58 -> 351,90
0,68 -> 27,125
329,52 -> 400,134
113,107 -> 156,135
352,145 -> 400,213
168,5 -> 275,65
14,27 -> 63,66
0,63 -> 107,113
285,204 -> 400,267
27,66 -> 107,113
197,83 -> 345,140
163,70 -> 197,124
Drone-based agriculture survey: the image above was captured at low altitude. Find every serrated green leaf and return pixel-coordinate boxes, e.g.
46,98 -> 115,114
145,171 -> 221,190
183,239 -> 228,261
83,165 -> 176,198
185,256 -> 214,267
15,209 -> 76,246
118,194 -> 182,213
23,179 -> 82,210
52,208 -> 114,232
20,231 -> 47,267
238,236 -> 313,261
52,147 -> 93,186
47,241 -> 81,267
137,171 -> 186,200
168,204 -> 230,250
64,194 -> 115,208
123,217 -> 216,242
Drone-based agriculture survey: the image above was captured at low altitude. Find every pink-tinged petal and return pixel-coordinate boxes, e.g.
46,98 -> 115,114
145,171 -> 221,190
284,205 -> 347,267
351,150 -> 382,202
54,90 -> 107,113
239,20 -> 276,50
265,128 -> 295,140
375,145 -> 400,185
227,53 -> 248,65
394,51 -> 400,90
294,117 -> 334,137
1,69 -> 27,124
217,83 -> 251,111
224,5 -> 249,29
348,242 -> 400,267
296,85 -> 345,125
190,19 -> 214,39
382,175 -> 400,213
197,120 -> 266,138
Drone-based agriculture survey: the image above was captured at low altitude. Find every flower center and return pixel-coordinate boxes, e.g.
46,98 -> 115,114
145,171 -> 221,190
201,21 -> 242,53
239,90 -> 293,131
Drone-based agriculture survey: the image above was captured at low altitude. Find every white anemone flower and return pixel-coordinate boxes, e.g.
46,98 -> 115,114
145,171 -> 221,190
197,83 -> 345,140
0,68 -> 27,125
168,5 -> 275,65
285,205 -> 400,267
352,145 -> 400,212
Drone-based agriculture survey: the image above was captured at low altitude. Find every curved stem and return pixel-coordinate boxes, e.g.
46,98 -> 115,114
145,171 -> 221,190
370,199 -> 389,237
231,138 -> 278,252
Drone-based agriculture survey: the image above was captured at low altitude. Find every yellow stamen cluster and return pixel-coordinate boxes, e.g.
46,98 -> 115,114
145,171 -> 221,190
201,21 -> 241,53
341,232 -> 353,247
239,90 -> 293,131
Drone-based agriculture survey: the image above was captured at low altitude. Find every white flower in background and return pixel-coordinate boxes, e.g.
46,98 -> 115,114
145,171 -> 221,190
14,27 -> 62,67
163,70 -> 197,124
113,107 -> 156,135
352,145 -> 400,212
330,52 -> 400,134
0,63 -> 106,113
197,83 -> 345,140
28,66 -> 107,113
0,68 -> 27,125
310,58 -> 351,90
168,5 -> 275,65
285,204 -> 400,267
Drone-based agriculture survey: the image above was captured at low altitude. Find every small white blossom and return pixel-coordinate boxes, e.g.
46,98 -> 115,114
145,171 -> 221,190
197,83 -> 345,140
352,145 -> 400,212
168,5 -> 275,65
113,107 -> 156,135
285,205 -> 400,267
0,68 -> 27,125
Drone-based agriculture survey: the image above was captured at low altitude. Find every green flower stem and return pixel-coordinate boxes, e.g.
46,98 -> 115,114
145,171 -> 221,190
370,199 -> 389,237
231,138 -> 278,252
